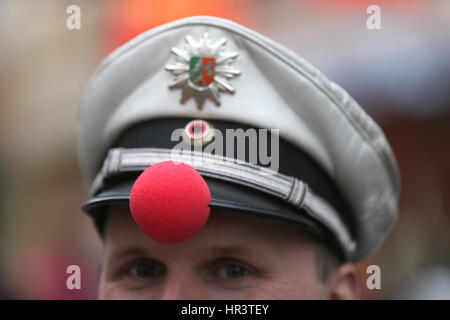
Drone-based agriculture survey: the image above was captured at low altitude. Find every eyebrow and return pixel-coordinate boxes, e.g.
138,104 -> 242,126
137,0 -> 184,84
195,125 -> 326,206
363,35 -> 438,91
107,243 -> 261,266
109,246 -> 151,262
208,245 -> 255,258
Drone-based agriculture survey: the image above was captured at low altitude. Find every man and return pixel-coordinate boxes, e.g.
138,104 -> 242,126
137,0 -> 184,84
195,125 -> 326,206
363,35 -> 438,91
78,16 -> 400,299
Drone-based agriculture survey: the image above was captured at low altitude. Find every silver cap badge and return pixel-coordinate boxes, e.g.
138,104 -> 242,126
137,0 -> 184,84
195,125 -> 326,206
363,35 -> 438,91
165,33 -> 241,109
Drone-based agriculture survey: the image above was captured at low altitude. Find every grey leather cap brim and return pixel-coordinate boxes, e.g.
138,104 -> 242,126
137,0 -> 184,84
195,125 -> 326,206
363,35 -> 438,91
83,175 -> 347,261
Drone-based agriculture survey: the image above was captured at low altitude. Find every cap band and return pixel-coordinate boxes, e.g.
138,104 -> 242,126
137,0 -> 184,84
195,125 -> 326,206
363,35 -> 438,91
91,147 -> 356,258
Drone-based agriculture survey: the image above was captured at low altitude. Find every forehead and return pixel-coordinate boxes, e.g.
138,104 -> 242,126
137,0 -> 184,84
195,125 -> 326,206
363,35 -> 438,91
103,204 -> 317,255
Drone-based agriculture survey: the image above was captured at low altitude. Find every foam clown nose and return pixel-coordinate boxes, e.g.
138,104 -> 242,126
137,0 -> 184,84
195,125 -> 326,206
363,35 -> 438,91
129,161 -> 211,243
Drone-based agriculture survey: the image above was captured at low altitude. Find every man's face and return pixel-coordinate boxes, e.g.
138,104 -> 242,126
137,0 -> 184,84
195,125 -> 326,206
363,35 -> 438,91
99,204 -> 360,299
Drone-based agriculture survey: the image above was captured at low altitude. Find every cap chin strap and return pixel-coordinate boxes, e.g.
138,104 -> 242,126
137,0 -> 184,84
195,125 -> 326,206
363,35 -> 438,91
91,147 -> 356,259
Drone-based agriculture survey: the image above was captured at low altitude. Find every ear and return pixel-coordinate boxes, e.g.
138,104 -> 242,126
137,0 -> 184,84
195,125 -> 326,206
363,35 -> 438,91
328,263 -> 362,300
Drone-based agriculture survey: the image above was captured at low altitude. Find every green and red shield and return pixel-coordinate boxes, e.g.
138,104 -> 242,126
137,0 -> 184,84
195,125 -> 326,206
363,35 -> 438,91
189,56 -> 216,87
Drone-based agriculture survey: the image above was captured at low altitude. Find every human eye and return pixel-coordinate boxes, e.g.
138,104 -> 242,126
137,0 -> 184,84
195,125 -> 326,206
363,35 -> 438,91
207,258 -> 257,289
114,258 -> 166,288
128,261 -> 166,279
216,263 -> 250,279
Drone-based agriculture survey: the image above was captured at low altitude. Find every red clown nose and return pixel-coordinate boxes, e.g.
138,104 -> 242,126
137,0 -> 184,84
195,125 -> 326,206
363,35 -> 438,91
129,161 -> 211,243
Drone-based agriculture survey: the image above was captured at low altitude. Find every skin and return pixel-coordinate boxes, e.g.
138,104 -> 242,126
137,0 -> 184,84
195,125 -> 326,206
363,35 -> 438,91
99,204 -> 361,300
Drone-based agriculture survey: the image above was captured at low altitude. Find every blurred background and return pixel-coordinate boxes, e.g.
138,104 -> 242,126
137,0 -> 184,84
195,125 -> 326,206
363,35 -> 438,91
0,0 -> 449,299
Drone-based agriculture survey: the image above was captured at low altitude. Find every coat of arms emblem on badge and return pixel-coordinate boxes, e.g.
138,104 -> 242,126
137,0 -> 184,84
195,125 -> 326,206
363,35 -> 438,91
165,33 -> 241,109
